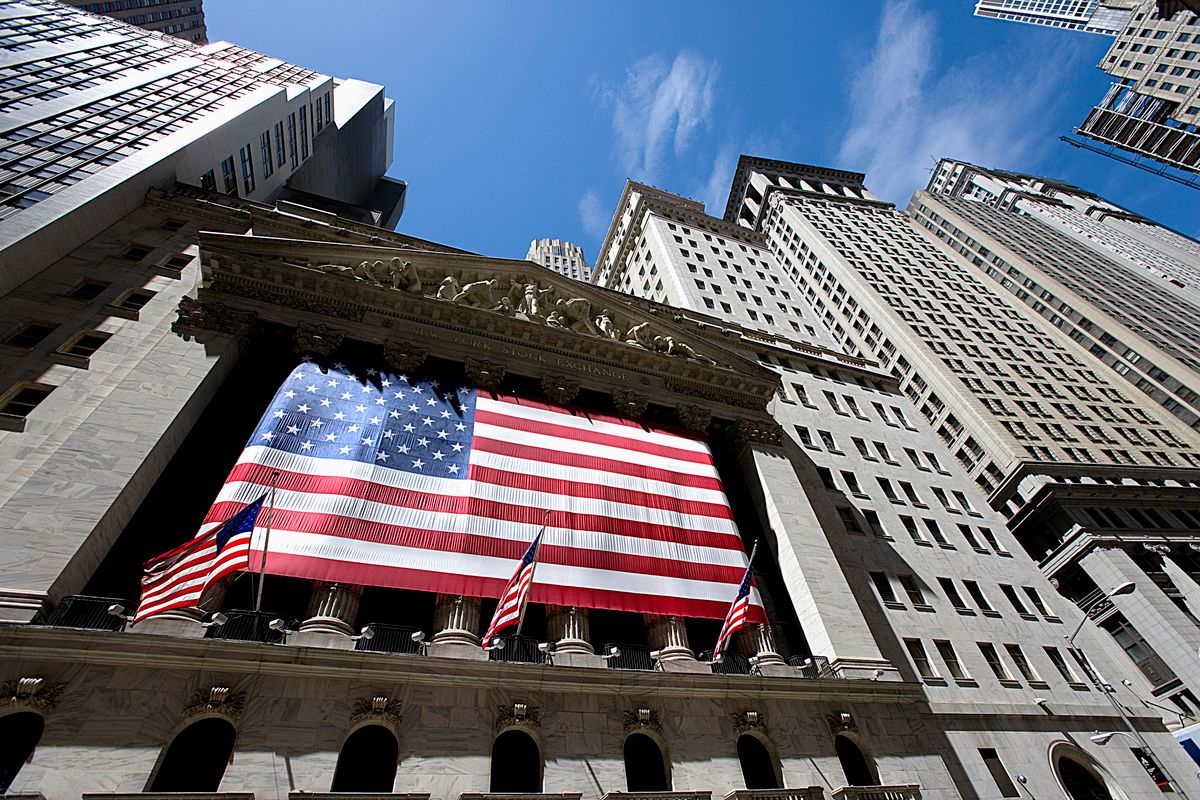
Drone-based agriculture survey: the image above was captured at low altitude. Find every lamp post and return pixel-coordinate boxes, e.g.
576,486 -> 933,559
1068,582 -> 1191,800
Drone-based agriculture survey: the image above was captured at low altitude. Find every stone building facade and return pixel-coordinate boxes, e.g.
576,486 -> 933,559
526,239 -> 591,282
61,0 -> 208,43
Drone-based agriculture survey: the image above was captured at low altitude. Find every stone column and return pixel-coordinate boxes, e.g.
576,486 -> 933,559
290,582 -> 362,649
737,438 -> 899,680
429,593 -> 488,661
737,622 -> 789,674
546,605 -> 593,654
1081,546 -> 1200,701
645,614 -> 705,672
1161,550 -> 1200,621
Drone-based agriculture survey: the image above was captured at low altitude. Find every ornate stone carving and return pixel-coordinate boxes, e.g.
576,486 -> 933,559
622,707 -> 663,735
731,710 -> 767,735
827,712 -> 855,734
595,309 -> 621,340
496,702 -> 541,732
540,374 -> 580,406
653,335 -> 718,366
294,321 -> 345,356
611,388 -> 649,418
350,694 -> 403,725
465,358 -> 507,390
208,280 -> 364,322
675,403 -> 712,432
183,686 -> 246,720
513,281 -> 555,317
383,340 -> 429,374
1144,543 -> 1172,556
725,419 -> 785,449
554,298 -> 597,334
173,297 -> 257,339
624,321 -> 657,349
451,279 -> 500,308
1,677 -> 66,711
436,276 -> 461,301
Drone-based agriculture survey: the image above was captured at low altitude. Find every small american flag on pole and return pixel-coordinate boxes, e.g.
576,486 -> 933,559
133,495 -> 266,623
482,521 -> 545,645
713,540 -> 758,659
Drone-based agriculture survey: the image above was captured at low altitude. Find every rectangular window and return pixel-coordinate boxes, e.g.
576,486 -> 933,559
979,749 -> 1020,797
59,330 -> 111,358
870,571 -> 898,603
67,279 -> 110,301
904,638 -> 939,679
958,523 -> 985,550
112,289 -> 156,313
298,103 -> 309,159
0,383 -> 53,420
4,322 -> 56,348
200,169 -> 216,191
938,577 -> 969,610
239,144 -> 255,194
963,581 -> 996,614
1004,644 -> 1041,682
260,131 -> 273,179
978,643 -> 1013,681
220,156 -> 237,194
999,585 -> 1032,616
1023,587 -> 1053,617
1044,647 -> 1082,685
274,121 -> 285,167
323,91 -> 332,125
935,640 -> 969,680
898,574 -> 927,606
287,112 -> 298,167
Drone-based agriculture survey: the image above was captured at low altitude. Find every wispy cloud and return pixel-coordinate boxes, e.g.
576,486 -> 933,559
697,143 -> 738,217
838,0 -> 1088,203
596,51 -> 719,183
578,189 -> 609,238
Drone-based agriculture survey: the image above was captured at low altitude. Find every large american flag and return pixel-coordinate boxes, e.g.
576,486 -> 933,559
193,359 -> 764,620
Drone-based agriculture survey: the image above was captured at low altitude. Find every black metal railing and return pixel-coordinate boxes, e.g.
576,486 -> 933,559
487,634 -> 547,664
604,642 -> 654,671
38,595 -> 127,631
701,651 -> 753,675
203,610 -> 288,644
789,654 -> 837,678
354,623 -> 426,655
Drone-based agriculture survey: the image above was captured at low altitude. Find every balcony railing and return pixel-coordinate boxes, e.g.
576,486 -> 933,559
355,623 -> 426,655
788,655 -> 837,679
700,651 -> 753,675
295,794 -> 429,800
37,595 -> 127,631
831,785 -> 922,800
487,634 -> 547,664
602,792 -> 712,800
203,610 -> 288,644
605,642 -> 655,671
726,788 -> 825,800
83,794 -> 255,800
461,794 -> 581,800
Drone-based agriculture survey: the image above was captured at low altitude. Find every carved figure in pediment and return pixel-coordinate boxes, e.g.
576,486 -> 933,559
353,260 -> 385,282
555,297 -> 597,334
595,309 -> 621,340
544,311 -> 566,328
624,321 -> 657,349
390,258 -> 422,293
653,335 -> 718,366
452,279 -> 499,308
491,296 -> 515,316
436,276 -> 462,301
517,282 -> 555,317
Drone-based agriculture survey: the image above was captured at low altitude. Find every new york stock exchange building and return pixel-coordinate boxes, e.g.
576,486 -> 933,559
2,173 -> 1198,800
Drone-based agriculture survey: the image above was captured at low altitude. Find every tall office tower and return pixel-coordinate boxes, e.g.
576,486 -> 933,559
974,0 -> 1138,35
720,155 -> 1200,724
0,0 -> 405,299
61,0 -> 208,43
526,237 -> 591,281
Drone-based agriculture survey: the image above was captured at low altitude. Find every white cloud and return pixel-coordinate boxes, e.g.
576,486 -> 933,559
578,189 -> 609,238
601,51 -> 719,182
838,1 -> 1088,204
698,143 -> 738,218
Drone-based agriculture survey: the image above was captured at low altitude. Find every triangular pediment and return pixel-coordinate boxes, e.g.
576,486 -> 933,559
193,231 -> 781,414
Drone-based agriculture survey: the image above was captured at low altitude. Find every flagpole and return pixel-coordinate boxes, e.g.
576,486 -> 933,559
253,470 -> 280,615
514,509 -> 550,638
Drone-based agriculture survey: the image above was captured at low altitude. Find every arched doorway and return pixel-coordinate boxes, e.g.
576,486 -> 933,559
490,729 -> 541,793
0,711 -> 44,792
737,734 -> 782,789
1057,756 -> 1115,800
835,735 -> 879,786
148,717 -> 237,792
331,724 -> 399,792
624,732 -> 670,791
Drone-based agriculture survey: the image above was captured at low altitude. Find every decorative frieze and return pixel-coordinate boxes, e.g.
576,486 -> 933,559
183,686 -> 246,720
294,321 -> 345,356
383,340 -> 429,374
173,297 -> 257,339
1,676 -> 66,711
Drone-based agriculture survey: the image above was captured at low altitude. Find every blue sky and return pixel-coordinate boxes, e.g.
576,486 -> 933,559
208,1 -> 1198,261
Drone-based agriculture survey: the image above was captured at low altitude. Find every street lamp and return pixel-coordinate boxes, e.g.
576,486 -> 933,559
1068,583 -> 1191,800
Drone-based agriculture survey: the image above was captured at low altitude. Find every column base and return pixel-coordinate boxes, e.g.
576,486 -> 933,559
659,658 -> 710,674
132,607 -> 208,639
554,637 -> 594,655
551,652 -> 604,669
289,629 -> 355,650
428,640 -> 489,661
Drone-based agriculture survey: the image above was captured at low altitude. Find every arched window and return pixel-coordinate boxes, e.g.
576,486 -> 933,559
148,717 -> 237,792
490,729 -> 541,793
835,735 -> 879,787
0,712 -> 44,792
1058,758 -> 1112,800
331,724 -> 399,792
624,732 -> 670,792
737,734 -> 782,790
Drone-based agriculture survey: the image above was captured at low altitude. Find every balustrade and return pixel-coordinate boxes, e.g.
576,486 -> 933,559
831,785 -> 922,800
725,789 -> 825,800
37,595 -> 127,631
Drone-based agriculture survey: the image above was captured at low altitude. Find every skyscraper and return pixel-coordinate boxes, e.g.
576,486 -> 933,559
973,0 -> 1138,35
60,0 -> 208,43
526,237 -> 591,281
